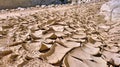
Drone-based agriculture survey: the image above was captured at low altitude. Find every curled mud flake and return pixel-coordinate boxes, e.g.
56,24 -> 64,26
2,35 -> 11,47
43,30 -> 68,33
63,30 -> 72,35
30,24 -> 39,32
64,26 -> 76,33
44,39 -> 55,44
50,25 -> 64,32
54,31 -> 66,37
9,54 -> 19,61
55,39 -> 80,48
81,44 -> 100,55
42,33 -> 57,39
91,34 -> 102,41
0,50 -> 13,57
63,54 -> 89,67
65,37 -> 86,43
93,42 -> 104,47
70,47 -> 92,60
22,41 -> 41,51
53,21 -> 67,26
40,43 -> 73,64
39,43 -> 51,52
18,60 -> 29,67
43,31 -> 66,39
71,34 -> 86,39
87,36 -> 96,44
64,47 -> 107,67
104,46 -> 119,53
102,51 -> 120,66
31,30 -> 43,39
46,19 -> 56,25
48,33 -> 58,39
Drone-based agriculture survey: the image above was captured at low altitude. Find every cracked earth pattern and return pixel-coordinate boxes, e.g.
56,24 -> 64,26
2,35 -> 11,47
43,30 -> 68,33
0,1 -> 120,67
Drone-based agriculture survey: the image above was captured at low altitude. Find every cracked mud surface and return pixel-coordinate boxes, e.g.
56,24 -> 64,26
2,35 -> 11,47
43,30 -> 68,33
0,1 -> 120,67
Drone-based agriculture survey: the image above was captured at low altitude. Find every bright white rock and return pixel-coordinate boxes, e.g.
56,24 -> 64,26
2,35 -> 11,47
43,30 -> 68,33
100,0 -> 120,22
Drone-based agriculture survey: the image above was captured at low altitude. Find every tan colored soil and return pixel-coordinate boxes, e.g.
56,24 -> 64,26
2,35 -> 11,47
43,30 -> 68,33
0,1 -> 120,67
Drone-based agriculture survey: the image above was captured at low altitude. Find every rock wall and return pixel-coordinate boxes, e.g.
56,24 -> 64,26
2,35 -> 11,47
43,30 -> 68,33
70,0 -> 102,4
100,0 -> 120,22
0,0 -> 102,9
0,0 -> 62,9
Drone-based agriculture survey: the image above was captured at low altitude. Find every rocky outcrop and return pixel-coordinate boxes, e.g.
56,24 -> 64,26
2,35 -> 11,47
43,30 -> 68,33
0,0 -> 103,9
100,0 -> 120,22
71,0 -> 101,4
0,0 -> 62,9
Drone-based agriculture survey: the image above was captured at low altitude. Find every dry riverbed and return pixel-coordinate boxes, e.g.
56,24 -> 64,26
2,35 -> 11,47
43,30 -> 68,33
0,1 -> 120,67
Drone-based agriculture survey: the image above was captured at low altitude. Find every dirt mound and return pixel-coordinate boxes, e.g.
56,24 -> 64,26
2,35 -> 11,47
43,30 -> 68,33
0,1 -> 120,67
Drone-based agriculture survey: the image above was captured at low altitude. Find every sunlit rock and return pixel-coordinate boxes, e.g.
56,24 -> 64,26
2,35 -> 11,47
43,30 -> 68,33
100,0 -> 120,22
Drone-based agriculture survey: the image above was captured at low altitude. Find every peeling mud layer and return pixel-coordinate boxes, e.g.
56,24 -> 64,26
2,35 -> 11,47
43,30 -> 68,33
0,1 -> 120,67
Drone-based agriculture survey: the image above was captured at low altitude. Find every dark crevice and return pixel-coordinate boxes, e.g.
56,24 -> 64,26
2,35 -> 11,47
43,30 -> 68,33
72,56 -> 83,62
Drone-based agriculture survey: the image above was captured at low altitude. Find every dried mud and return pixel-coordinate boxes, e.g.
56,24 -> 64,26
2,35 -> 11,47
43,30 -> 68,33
0,1 -> 120,67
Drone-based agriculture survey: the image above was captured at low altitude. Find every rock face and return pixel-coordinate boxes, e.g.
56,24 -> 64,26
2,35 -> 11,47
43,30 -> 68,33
0,0 -> 105,9
71,0 -> 101,4
0,0 -> 102,9
100,0 -> 120,22
0,0 -> 62,9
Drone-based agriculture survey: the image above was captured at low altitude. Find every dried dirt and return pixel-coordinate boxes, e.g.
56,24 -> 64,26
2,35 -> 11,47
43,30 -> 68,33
0,1 -> 120,67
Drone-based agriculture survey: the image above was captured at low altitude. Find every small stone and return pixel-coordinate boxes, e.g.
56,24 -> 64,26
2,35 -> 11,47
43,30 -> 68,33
17,7 -> 25,11
41,5 -> 46,8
